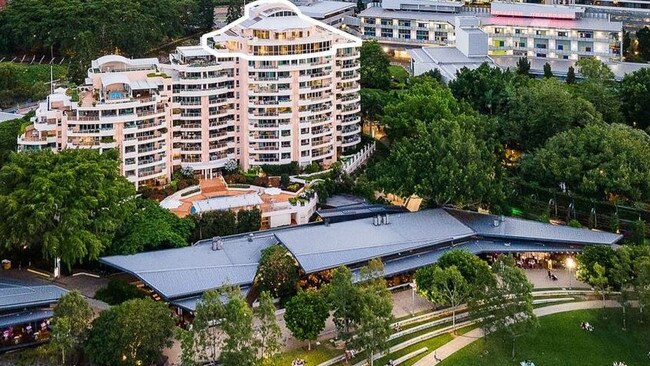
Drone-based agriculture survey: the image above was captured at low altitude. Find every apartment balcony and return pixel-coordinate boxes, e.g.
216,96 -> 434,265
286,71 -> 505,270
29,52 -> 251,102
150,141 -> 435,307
209,97 -> 236,106
337,84 -> 361,94
138,143 -> 166,154
341,125 -> 361,136
340,116 -> 361,125
299,105 -> 332,117
249,87 -> 292,96
249,110 -> 292,119
300,83 -> 332,92
339,103 -> 361,114
339,94 -> 361,103
298,94 -> 332,106
312,147 -> 334,158
249,99 -> 292,108
337,51 -> 359,60
337,61 -> 360,70
138,167 -> 165,179
310,127 -> 332,138
311,137 -> 333,148
340,135 -> 361,147
209,131 -> 235,141
298,72 -> 331,82
339,72 -> 360,81
173,134 -> 202,143
175,122 -> 202,130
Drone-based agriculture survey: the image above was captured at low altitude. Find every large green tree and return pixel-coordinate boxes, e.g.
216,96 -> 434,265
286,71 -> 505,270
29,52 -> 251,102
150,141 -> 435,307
436,249 -> 493,288
237,208 -> 262,233
221,291 -> 258,366
449,63 -> 516,115
328,266 -> 363,343
519,123 -> 650,203
256,245 -> 299,300
505,78 -> 599,150
415,265 -> 468,332
619,68 -> 650,131
49,291 -> 92,365
571,79 -> 624,124
177,290 -> 226,365
0,116 -> 25,167
255,291 -> 282,362
575,57 -> 615,81
0,149 -> 135,268
226,0 -> 243,24
636,26 -> 650,61
351,259 -> 393,366
284,289 -> 329,350
359,41 -> 391,90
111,198 -> 194,255
469,256 -> 537,360
372,115 -> 503,209
85,298 -> 175,366
191,209 -> 237,241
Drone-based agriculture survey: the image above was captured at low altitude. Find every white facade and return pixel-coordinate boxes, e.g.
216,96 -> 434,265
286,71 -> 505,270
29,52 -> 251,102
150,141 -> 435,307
358,0 -> 623,61
17,0 -> 362,189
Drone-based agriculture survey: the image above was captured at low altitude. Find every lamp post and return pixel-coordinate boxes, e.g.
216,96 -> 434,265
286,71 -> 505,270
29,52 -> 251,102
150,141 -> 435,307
409,281 -> 416,315
566,257 -> 576,289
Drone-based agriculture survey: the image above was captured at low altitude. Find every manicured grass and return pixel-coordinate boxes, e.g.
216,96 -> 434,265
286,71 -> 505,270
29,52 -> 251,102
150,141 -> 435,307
271,342 -> 342,366
388,65 -> 409,86
439,309 -> 650,366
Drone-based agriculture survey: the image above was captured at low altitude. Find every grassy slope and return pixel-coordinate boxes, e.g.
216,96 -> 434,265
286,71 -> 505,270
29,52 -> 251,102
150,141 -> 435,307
440,308 -> 650,366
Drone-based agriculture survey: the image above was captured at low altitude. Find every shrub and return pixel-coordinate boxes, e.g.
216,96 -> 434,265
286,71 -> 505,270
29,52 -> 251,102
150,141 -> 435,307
180,187 -> 201,197
253,176 -> 269,187
280,174 -> 290,188
261,161 -> 299,176
568,219 -> 582,228
94,279 -> 147,305
302,162 -> 321,174
225,174 -> 247,184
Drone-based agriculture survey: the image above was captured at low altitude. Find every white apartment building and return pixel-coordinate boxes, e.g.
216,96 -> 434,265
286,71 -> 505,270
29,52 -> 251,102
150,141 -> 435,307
358,0 -> 623,60
17,0 -> 362,189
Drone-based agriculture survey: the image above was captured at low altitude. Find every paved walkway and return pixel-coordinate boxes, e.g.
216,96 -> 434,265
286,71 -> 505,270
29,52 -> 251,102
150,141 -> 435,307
413,300 -> 621,366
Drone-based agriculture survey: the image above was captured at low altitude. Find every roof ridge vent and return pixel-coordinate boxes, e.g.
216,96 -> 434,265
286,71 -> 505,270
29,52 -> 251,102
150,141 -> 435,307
212,236 -> 223,251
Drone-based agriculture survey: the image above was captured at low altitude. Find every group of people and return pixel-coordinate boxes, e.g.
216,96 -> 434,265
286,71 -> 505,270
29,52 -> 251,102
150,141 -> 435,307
520,361 -> 535,366
344,349 -> 357,361
291,358 -> 306,366
612,362 -> 627,366
580,321 -> 594,331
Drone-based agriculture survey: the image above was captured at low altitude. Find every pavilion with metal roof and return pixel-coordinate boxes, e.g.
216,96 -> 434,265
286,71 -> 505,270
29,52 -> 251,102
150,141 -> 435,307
100,208 -> 622,311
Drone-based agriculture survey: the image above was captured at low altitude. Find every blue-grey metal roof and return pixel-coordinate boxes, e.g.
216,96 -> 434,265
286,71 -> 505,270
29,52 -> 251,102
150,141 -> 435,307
353,239 -> 585,279
100,232 -> 279,299
170,287 -> 251,312
316,203 -> 408,223
446,209 -> 623,245
0,283 -> 68,312
0,309 -> 53,328
275,209 -> 475,273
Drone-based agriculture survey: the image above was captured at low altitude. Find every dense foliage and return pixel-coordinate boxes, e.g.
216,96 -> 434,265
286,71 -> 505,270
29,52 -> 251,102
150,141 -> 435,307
520,123 -> 650,202
85,298 -> 175,366
94,279 -> 147,305
0,116 -> 26,167
619,68 -> 650,131
256,245 -> 300,300
0,63 -> 67,108
190,208 -> 262,242
111,198 -> 194,255
359,41 -> 391,90
0,149 -> 135,268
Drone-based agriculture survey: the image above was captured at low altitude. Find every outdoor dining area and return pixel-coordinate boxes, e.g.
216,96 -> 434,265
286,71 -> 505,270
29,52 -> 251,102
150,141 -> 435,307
1,311 -> 52,351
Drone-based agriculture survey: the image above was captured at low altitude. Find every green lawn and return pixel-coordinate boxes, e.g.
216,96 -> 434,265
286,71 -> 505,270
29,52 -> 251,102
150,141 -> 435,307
439,309 -> 650,366
271,342 -> 342,366
388,65 -> 409,87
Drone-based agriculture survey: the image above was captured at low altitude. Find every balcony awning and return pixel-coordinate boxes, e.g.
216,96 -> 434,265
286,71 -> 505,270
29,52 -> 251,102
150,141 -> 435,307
0,309 -> 53,328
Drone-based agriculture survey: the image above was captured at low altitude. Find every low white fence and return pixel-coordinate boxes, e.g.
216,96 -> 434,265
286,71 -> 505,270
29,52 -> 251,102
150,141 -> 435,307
341,142 -> 376,175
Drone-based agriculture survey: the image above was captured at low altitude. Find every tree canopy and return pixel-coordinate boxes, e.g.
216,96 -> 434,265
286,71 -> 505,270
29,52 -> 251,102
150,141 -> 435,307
110,198 -> 194,255
449,63 -> 516,115
619,68 -> 650,131
520,123 -> 650,203
372,114 -> 503,208
0,116 -> 25,167
50,291 -> 92,365
505,78 -> 600,150
284,289 -> 329,350
0,149 -> 135,268
85,298 -> 175,366
256,245 -> 299,300
359,41 -> 391,90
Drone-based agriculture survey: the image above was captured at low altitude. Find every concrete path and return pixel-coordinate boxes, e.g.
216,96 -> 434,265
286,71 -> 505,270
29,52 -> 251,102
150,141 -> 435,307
413,300 -> 621,366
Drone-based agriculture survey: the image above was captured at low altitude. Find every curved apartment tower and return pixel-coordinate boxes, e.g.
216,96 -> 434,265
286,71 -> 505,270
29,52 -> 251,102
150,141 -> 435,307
17,0 -> 361,188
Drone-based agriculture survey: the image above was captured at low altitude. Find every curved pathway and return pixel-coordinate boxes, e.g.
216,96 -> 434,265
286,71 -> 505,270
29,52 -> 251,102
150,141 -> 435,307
413,300 -> 621,366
